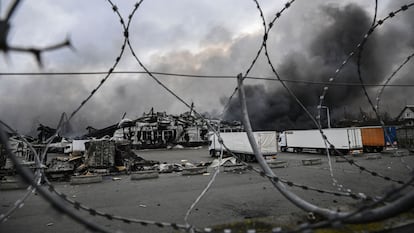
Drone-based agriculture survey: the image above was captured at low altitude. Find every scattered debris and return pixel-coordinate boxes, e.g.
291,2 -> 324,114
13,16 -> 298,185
182,166 -> 208,175
112,177 -> 122,181
210,157 -> 238,168
158,163 -> 183,173
46,156 -> 80,181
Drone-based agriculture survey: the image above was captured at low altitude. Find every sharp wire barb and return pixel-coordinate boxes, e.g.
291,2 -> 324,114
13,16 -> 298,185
1,1 -> 414,233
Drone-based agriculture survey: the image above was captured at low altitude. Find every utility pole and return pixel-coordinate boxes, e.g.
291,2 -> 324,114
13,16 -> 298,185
321,106 -> 331,128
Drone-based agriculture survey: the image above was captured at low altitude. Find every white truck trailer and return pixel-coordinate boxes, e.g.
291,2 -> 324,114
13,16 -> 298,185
279,128 -> 363,154
208,131 -> 278,162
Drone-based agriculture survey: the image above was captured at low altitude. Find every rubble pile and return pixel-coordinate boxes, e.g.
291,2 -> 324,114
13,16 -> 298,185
0,108 -> 244,182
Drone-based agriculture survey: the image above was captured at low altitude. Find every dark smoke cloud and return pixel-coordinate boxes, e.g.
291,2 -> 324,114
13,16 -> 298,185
223,3 -> 414,131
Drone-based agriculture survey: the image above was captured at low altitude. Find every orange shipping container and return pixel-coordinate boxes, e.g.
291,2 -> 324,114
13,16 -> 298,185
361,127 -> 385,147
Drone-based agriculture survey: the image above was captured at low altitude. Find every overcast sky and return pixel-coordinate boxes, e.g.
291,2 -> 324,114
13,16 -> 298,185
0,0 -> 413,134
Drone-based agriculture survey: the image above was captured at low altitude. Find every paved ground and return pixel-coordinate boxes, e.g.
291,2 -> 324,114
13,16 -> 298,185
1,147 -> 414,233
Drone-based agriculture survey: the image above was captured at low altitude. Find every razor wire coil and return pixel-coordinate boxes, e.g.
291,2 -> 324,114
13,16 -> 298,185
1,1 -> 414,233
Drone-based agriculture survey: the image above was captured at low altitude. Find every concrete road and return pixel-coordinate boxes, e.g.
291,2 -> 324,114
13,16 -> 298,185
1,147 -> 413,233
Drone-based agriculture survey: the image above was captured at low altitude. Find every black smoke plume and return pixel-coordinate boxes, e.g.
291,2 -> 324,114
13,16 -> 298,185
223,3 -> 414,131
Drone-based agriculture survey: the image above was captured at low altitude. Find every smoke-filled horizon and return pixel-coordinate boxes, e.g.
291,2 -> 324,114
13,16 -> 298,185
223,3 -> 414,131
1,1 -> 412,136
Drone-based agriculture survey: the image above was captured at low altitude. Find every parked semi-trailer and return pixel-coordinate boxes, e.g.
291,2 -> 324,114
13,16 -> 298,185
359,126 -> 385,152
208,131 -> 278,162
278,128 -> 363,154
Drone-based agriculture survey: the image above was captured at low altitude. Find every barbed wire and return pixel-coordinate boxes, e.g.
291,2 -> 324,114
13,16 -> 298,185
0,127 -> 115,233
220,0 -> 296,119
260,2 -> 352,195
316,3 -> 414,124
0,0 -> 72,66
1,1 -> 414,233
259,0 -> 414,197
376,52 -> 414,112
289,175 -> 414,233
312,2 -> 414,187
3,71 -> 414,87
236,72 -> 414,225
42,178 -> 195,232
0,121 -> 43,224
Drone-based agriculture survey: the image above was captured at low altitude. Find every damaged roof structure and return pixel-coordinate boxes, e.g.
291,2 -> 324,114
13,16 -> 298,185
82,108 -> 243,149
1,108 -> 243,181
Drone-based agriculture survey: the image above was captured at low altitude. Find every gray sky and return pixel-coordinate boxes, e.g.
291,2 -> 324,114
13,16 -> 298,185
0,0 -> 412,134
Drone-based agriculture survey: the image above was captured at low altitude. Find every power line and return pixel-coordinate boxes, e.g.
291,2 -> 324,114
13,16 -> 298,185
1,71 -> 414,87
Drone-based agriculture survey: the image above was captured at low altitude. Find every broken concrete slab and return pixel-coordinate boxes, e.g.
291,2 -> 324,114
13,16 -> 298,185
130,170 -> 159,180
267,160 -> 288,168
301,158 -> 322,166
223,164 -> 247,172
70,174 -> 102,185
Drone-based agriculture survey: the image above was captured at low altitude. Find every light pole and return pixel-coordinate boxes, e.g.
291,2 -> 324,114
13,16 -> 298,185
320,106 -> 331,128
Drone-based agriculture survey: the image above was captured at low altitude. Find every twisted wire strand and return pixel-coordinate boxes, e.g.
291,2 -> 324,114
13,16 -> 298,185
316,3 -> 414,124
121,1 -> 275,230
354,0 -> 386,128
290,175 -> 414,233
1,71 -> 414,87
66,1 -> 130,123
236,73 -> 414,225
0,113 -> 68,222
261,10 -> 352,194
220,0 -> 296,119
215,139 -> 374,201
1,1 -> 199,232
0,127 -> 116,233
41,178 -> 195,232
107,1 -> 232,231
1,1 -> 414,233
315,3 -> 414,187
259,2 -> 414,190
376,52 -> 414,112
0,121 -> 43,223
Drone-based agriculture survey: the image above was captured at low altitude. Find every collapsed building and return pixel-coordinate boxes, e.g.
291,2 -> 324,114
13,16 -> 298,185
84,108 -> 243,149
1,108 -> 244,180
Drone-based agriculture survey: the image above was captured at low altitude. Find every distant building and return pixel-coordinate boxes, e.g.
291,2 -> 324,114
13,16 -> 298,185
396,105 -> 414,127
